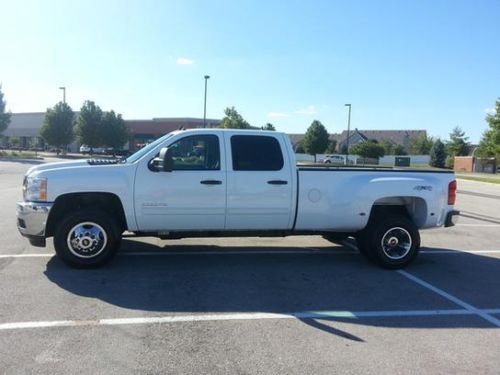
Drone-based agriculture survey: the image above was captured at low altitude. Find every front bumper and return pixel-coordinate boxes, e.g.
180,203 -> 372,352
16,201 -> 53,246
444,209 -> 460,227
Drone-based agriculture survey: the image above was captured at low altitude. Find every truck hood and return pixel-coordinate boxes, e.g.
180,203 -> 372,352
26,159 -> 119,176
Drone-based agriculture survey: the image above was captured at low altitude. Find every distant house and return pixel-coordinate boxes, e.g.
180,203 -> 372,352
289,129 -> 427,152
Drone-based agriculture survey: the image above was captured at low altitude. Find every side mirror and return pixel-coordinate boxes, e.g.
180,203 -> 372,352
159,147 -> 174,172
149,147 -> 174,172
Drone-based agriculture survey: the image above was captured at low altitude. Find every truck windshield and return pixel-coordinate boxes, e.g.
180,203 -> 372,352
124,132 -> 176,164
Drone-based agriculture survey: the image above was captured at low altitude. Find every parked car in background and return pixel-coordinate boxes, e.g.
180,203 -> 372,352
322,154 -> 347,164
104,148 -> 130,157
80,145 -> 106,154
79,145 -> 90,154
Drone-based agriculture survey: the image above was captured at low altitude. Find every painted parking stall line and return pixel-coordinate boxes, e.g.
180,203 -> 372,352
455,224 -> 500,227
341,240 -> 500,255
419,250 -> 500,254
2,248 -> 500,259
397,270 -> 500,327
0,308 -> 495,332
0,253 -> 54,258
340,240 -> 500,327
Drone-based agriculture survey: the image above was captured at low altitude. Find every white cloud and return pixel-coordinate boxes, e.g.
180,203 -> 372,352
176,57 -> 194,65
294,105 -> 317,115
267,112 -> 290,118
485,107 -> 495,115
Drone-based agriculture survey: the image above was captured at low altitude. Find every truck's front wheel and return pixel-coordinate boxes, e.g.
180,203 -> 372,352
54,209 -> 121,268
359,215 -> 420,269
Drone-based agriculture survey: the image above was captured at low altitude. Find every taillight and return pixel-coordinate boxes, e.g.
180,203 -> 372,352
448,180 -> 457,205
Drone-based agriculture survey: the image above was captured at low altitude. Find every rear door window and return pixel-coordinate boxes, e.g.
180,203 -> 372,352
231,135 -> 284,171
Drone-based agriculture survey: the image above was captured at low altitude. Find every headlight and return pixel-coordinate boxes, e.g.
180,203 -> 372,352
23,177 -> 48,202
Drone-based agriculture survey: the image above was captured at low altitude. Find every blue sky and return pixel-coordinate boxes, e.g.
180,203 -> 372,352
1,0 -> 499,142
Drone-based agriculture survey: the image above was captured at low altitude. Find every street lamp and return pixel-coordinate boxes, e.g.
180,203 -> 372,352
203,75 -> 210,128
344,104 -> 352,164
59,86 -> 66,104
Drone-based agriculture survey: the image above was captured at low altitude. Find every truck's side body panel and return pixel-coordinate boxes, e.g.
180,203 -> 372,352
295,169 -> 454,232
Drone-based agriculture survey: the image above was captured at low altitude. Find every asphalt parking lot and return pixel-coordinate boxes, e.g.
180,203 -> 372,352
1,159 -> 499,374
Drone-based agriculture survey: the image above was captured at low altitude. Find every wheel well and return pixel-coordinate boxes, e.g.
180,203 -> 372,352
370,196 -> 428,228
46,192 -> 127,237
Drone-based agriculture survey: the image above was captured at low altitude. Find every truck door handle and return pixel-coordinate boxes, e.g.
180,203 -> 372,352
200,180 -> 222,185
267,180 -> 288,185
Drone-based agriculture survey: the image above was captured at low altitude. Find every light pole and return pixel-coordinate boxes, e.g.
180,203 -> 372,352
344,104 -> 351,164
203,75 -> 210,127
59,86 -> 66,104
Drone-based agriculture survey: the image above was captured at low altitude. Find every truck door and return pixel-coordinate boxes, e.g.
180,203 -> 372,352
134,133 -> 226,231
225,133 -> 294,230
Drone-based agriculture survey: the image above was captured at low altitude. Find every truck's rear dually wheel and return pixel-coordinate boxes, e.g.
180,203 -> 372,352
54,209 -> 121,268
356,214 -> 420,269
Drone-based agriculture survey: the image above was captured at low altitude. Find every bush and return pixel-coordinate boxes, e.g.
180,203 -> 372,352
445,156 -> 454,169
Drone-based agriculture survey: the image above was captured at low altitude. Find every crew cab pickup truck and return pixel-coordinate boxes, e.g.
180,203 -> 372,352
17,129 -> 459,269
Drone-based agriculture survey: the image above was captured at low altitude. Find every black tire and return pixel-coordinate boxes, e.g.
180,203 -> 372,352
358,214 -> 420,269
54,208 -> 121,268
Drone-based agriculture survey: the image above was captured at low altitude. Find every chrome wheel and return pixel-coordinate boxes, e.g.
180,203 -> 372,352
66,222 -> 108,258
380,227 -> 412,260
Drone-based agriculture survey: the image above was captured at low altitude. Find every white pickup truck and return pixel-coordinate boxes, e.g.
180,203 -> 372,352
17,129 -> 459,269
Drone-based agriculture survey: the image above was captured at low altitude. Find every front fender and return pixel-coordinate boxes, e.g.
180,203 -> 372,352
36,164 -> 138,231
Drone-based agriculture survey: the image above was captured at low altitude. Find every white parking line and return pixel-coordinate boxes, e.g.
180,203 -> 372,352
1,248 -> 500,259
397,270 -> 500,327
341,241 -> 500,255
0,308 -> 492,331
0,250 -> 347,259
339,241 -> 500,327
0,253 -> 53,258
455,224 -> 500,227
420,250 -> 500,254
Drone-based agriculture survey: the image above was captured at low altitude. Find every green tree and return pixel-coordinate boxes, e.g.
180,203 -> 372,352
0,85 -> 11,135
430,139 -> 446,168
393,144 -> 407,155
75,101 -> 104,151
9,136 -> 20,147
477,99 -> 500,157
340,144 -> 348,154
350,140 -> 385,159
100,111 -> 130,151
219,107 -> 251,129
326,139 -> 337,153
447,126 -> 469,157
380,139 -> 395,155
445,126 -> 469,169
409,133 -> 433,155
40,102 -> 75,154
302,120 -> 329,162
261,123 -> 276,131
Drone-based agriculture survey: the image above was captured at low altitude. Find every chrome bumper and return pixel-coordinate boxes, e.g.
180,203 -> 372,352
444,209 -> 460,227
17,201 -> 53,245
